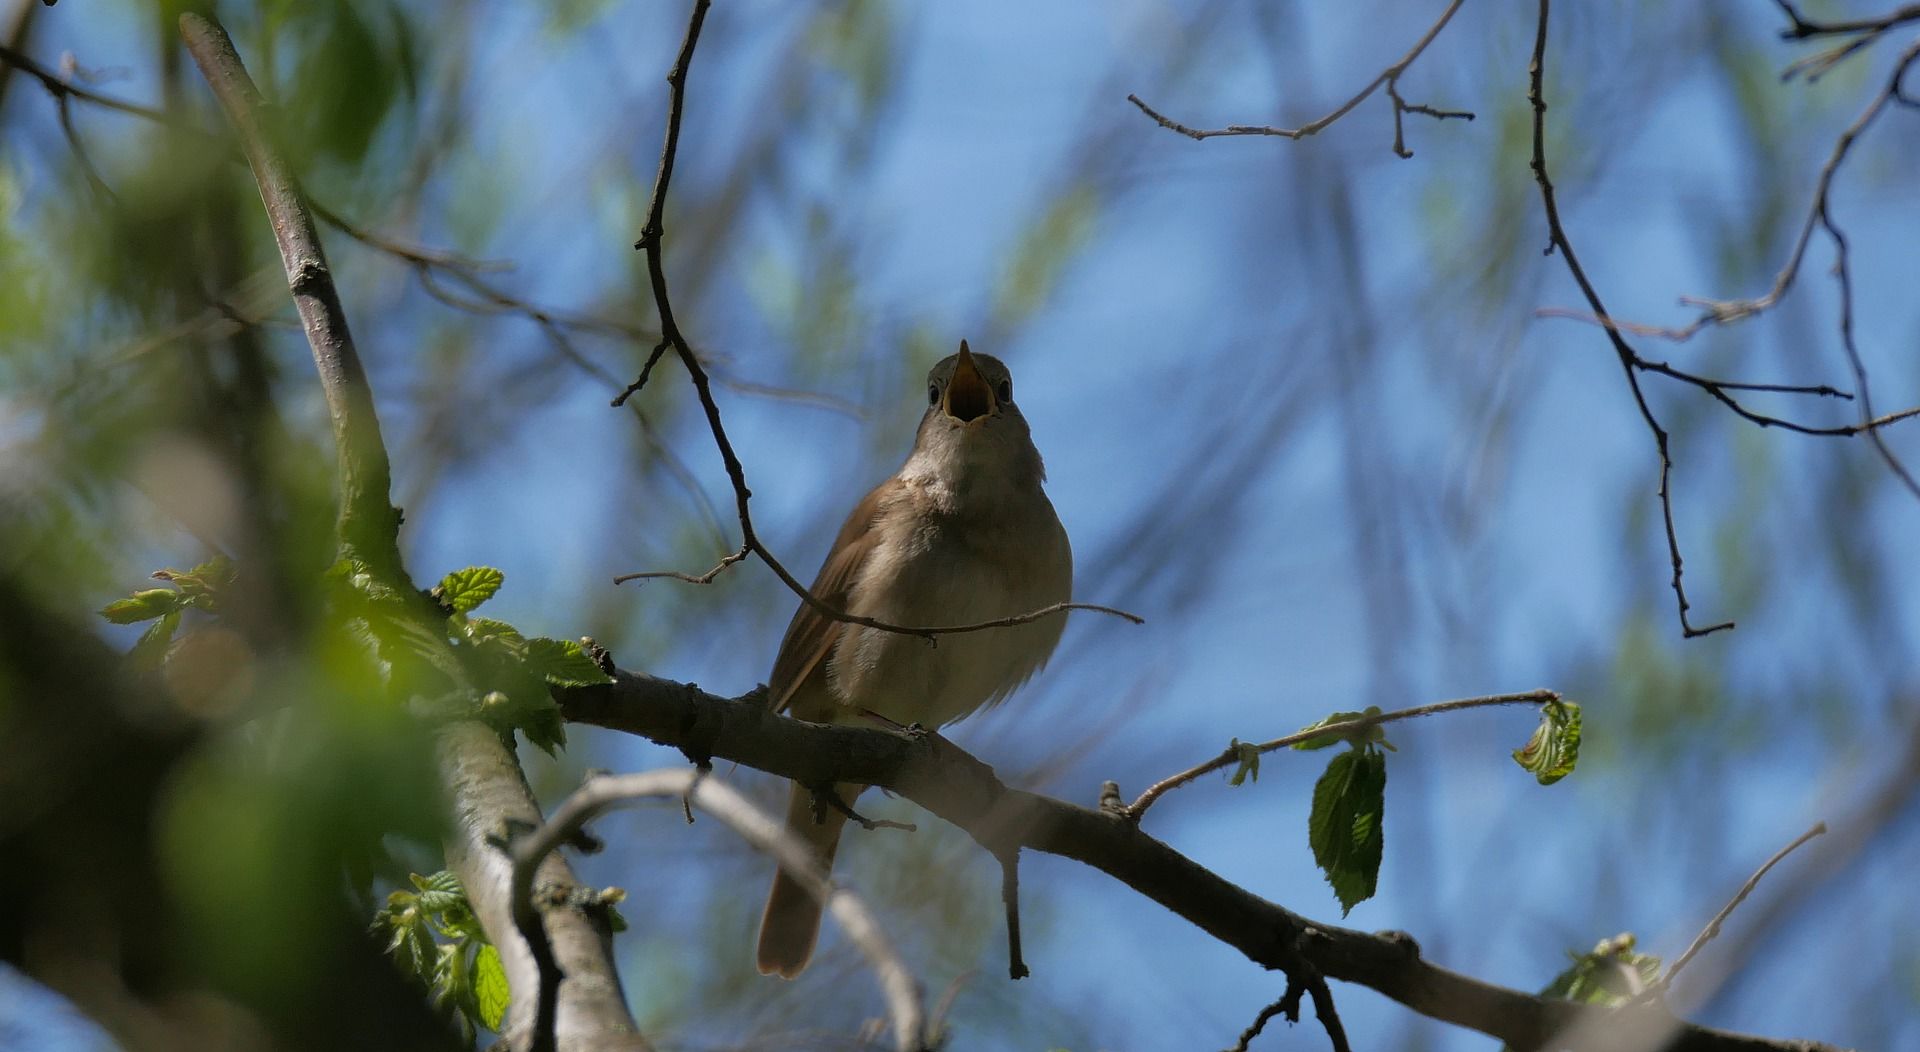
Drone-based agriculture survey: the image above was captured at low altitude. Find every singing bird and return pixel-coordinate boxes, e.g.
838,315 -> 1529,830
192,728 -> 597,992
755,341 -> 1072,978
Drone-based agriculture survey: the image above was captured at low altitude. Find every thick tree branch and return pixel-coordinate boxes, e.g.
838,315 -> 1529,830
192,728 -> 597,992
176,17 -> 644,1051
558,671 -> 1838,1052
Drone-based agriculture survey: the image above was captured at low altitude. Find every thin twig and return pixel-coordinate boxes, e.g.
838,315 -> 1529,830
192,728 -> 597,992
1663,821 -> 1827,988
1127,0 -> 1472,156
1527,0 -> 1733,639
1544,36 -> 1920,353
1126,689 -> 1560,820
507,768 -> 930,1052
997,846 -> 1028,981
623,0 -> 1142,643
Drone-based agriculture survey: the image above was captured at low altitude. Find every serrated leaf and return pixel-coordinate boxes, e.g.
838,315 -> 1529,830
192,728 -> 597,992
437,567 -> 505,614
1513,700 -> 1582,785
415,870 -> 463,896
128,609 -> 181,669
1226,739 -> 1261,786
1291,707 -> 1387,751
462,617 -> 525,645
473,942 -> 509,1031
101,588 -> 184,624
524,637 -> 612,687
1308,747 -> 1386,915
520,703 -> 568,756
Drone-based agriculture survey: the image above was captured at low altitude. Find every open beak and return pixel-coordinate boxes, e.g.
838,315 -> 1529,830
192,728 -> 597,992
943,340 -> 995,422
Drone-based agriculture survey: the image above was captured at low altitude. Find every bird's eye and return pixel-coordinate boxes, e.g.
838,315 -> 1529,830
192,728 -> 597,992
996,379 -> 1013,402
928,382 -> 940,406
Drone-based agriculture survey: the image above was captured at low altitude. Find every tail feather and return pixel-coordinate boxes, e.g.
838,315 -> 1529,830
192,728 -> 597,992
755,782 -> 856,978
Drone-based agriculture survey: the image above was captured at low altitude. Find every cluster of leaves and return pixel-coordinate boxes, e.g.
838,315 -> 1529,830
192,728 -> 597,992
330,563 -> 612,753
100,558 -> 610,750
371,871 -> 509,1040
1225,701 -> 1583,915
98,554 -> 238,670
1539,932 -> 1662,1004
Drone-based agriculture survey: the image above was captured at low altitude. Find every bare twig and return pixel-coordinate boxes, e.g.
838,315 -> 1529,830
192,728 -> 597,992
1126,689 -> 1560,820
1663,821 -> 1827,988
622,0 -> 1142,643
1527,0 -> 1734,639
1773,0 -> 1920,81
1543,36 -> 1920,353
507,768 -> 929,1052
996,846 -> 1028,980
1127,0 -> 1472,156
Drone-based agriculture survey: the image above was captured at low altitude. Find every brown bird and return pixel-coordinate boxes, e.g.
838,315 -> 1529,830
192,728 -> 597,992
755,341 -> 1072,978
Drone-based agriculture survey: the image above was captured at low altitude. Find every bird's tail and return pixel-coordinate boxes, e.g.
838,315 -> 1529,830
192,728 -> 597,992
755,781 -> 856,978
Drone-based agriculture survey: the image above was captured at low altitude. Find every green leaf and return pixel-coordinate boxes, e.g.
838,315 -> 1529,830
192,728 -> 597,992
101,588 -> 184,624
1308,747 -> 1387,915
128,609 -> 182,669
473,943 -> 509,1031
1539,933 -> 1662,1005
1513,700 -> 1582,785
1226,739 -> 1260,786
520,703 -> 568,756
437,566 -> 505,614
461,617 -> 525,645
524,637 -> 612,687
413,871 -> 466,915
1291,706 -> 1390,751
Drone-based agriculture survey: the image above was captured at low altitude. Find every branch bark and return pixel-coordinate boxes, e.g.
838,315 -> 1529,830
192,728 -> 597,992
176,16 -> 645,1051
558,671 -> 1839,1052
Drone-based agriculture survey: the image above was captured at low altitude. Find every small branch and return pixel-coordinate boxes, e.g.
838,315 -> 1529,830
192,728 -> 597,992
1225,988 -> 1296,1052
613,544 -> 749,586
507,768 -> 930,1052
1664,821 -> 1827,988
996,847 -> 1028,980
1772,0 -> 1920,40
1527,0 -> 1733,640
1126,689 -> 1560,820
1127,0 -> 1471,157
815,783 -> 918,834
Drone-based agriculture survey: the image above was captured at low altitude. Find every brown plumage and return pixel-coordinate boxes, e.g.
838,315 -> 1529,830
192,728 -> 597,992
755,343 -> 1072,978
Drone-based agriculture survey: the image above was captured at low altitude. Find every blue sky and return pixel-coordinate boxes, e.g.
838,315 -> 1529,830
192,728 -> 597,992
6,1 -> 1919,1049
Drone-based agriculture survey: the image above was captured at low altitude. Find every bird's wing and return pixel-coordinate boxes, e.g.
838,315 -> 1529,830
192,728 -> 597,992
766,479 -> 892,716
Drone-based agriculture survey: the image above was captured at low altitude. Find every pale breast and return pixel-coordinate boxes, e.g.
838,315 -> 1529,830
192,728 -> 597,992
825,492 -> 1071,728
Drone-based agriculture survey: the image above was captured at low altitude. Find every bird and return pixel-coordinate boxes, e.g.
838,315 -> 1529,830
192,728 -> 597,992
755,340 -> 1073,978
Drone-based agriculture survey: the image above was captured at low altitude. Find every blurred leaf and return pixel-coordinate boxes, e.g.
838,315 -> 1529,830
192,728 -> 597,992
101,588 -> 184,624
1540,933 -> 1662,1005
473,943 -> 509,1031
1308,747 -> 1386,916
994,183 -> 1099,326
1513,700 -> 1582,785
129,609 -> 183,670
436,566 -> 504,614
